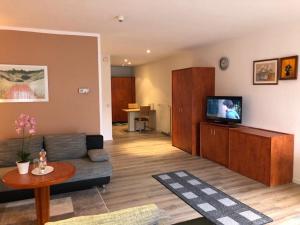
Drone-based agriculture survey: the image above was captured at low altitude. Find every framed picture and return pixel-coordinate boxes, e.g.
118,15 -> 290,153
253,59 -> 279,85
279,55 -> 298,80
0,64 -> 48,103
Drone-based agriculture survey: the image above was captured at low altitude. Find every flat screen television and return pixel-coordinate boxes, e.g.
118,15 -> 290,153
206,96 -> 242,124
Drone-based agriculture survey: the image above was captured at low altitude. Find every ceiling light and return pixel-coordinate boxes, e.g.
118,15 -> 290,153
124,59 -> 128,62
128,62 -> 132,65
146,49 -> 151,54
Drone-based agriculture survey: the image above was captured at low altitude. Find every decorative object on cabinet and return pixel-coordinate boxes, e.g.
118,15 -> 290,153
253,59 -> 278,85
172,67 -> 215,156
279,55 -> 298,80
0,64 -> 48,103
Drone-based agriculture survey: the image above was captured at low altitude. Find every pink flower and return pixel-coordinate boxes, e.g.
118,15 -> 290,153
14,113 -> 37,136
29,128 -> 36,134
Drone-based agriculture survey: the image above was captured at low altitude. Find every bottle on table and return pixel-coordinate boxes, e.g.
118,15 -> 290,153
39,149 -> 47,174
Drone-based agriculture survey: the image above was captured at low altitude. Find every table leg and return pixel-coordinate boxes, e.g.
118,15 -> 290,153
34,186 -> 50,225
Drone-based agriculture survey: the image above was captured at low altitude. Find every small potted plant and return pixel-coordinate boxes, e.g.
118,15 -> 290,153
15,113 -> 37,174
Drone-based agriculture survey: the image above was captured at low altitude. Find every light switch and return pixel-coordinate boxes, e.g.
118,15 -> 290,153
78,88 -> 90,94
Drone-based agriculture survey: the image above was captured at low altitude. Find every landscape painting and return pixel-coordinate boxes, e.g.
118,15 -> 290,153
253,59 -> 278,85
0,65 -> 48,103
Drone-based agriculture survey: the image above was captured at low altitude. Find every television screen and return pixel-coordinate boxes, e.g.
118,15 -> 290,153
206,96 -> 242,123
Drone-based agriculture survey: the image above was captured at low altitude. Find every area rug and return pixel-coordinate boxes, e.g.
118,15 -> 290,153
153,170 -> 273,225
0,187 -> 108,225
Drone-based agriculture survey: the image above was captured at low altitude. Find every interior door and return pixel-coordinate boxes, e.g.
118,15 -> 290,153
111,77 -> 135,122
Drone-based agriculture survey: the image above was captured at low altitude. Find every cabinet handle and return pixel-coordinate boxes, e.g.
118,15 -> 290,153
214,129 -> 216,136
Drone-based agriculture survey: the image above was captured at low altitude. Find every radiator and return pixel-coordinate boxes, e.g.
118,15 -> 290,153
156,104 -> 171,135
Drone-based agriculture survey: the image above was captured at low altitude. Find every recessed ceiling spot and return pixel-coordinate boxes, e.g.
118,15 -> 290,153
124,59 -> 128,62
146,49 -> 151,54
128,62 -> 132,65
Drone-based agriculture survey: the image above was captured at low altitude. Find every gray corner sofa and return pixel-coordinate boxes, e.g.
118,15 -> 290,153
0,133 -> 112,203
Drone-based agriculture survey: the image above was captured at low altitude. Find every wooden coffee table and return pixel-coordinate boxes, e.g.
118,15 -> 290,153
2,162 -> 75,225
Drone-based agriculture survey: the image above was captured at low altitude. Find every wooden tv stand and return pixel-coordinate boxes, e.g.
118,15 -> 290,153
200,122 -> 294,186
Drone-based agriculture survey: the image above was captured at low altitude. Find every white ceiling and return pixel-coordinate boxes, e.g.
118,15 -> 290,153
1,0 -> 300,66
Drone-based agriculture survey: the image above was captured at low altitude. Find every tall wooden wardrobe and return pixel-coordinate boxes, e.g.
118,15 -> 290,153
172,67 -> 215,155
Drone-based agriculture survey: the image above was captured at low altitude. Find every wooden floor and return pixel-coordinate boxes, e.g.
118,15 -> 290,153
102,125 -> 300,224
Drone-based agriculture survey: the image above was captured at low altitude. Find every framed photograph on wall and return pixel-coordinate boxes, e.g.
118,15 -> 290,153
279,55 -> 298,80
0,64 -> 48,103
253,58 -> 279,85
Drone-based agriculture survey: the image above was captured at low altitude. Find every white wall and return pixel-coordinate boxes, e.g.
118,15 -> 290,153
101,54 -> 113,140
135,24 -> 300,182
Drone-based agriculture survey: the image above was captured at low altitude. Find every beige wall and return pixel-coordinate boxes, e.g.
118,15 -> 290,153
135,24 -> 300,182
0,30 -> 100,139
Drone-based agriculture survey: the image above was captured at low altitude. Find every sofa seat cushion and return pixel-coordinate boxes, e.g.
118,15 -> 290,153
0,166 -> 16,192
44,133 -> 87,161
45,204 -> 169,225
0,136 -> 43,167
61,158 -> 112,183
88,149 -> 109,162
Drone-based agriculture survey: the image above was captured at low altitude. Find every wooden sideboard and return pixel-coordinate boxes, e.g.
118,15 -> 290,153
200,122 -> 294,186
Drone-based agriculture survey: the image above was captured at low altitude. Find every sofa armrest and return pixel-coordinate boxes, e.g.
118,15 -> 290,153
86,135 -> 103,150
45,204 -> 170,225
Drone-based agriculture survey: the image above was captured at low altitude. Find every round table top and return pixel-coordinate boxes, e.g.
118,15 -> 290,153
2,162 -> 76,189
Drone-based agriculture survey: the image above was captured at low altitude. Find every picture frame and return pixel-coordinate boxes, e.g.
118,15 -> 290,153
0,64 -> 49,103
279,55 -> 298,80
253,58 -> 279,85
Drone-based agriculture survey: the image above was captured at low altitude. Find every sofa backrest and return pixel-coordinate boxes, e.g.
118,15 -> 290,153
44,133 -> 87,162
0,136 -> 43,167
0,134 -> 104,165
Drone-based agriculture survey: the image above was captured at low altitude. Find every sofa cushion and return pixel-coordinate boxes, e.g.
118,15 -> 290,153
86,135 -> 103,150
44,133 -> 87,161
0,136 -> 43,167
45,204 -> 169,225
61,158 -> 112,183
88,149 -> 109,162
0,166 -> 16,192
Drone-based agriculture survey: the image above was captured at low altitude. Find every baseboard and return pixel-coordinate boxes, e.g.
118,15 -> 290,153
293,177 -> 300,184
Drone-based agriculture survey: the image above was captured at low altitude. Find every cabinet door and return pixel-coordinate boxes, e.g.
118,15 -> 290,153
200,124 -> 213,158
229,131 -> 271,185
212,126 -> 229,166
201,124 -> 228,166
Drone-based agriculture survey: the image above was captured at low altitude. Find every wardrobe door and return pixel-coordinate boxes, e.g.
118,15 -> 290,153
172,69 -> 192,153
172,71 -> 182,149
179,69 -> 192,153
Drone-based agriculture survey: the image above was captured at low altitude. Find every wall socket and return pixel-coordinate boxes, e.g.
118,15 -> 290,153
78,88 -> 90,94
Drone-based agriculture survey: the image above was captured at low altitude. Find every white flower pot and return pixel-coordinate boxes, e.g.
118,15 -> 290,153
16,161 -> 30,174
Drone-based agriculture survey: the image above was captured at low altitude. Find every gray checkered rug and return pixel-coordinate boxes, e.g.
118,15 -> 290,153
153,171 -> 272,225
